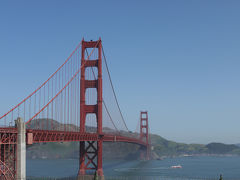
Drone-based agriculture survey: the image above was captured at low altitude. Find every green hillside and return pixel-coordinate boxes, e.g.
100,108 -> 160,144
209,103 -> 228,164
206,143 -> 240,154
150,134 -> 208,158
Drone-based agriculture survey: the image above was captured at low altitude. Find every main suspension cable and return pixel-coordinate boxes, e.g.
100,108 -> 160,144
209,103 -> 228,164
85,49 -> 119,132
101,46 -> 129,131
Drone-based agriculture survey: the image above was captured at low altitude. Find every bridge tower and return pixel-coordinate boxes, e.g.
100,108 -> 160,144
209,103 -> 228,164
78,38 -> 104,179
140,111 -> 150,160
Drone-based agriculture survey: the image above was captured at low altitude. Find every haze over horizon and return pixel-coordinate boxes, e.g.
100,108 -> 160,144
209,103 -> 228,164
0,1 -> 240,144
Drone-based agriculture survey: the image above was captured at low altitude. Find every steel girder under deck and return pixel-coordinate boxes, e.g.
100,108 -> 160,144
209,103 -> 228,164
27,129 -> 147,146
0,128 -> 17,180
0,127 -> 147,180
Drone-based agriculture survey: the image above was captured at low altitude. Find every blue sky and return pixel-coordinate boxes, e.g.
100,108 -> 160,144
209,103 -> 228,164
0,0 -> 240,144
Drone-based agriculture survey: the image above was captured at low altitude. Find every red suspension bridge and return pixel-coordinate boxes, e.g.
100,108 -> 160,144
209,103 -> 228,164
0,38 -> 150,180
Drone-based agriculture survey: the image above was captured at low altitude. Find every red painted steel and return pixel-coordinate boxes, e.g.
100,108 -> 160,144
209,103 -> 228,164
0,160 -> 15,180
26,129 -> 147,146
0,128 -> 17,179
79,39 -> 104,177
140,111 -> 150,160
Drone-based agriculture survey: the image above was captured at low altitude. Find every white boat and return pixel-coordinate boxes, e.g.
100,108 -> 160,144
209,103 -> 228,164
171,165 -> 182,169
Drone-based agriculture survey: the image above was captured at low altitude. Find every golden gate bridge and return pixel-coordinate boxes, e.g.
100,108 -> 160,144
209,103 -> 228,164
0,38 -> 150,180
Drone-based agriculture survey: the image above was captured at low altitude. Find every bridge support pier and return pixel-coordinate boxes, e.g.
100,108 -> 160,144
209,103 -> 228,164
78,175 -> 104,180
78,140 -> 104,180
15,117 -> 26,180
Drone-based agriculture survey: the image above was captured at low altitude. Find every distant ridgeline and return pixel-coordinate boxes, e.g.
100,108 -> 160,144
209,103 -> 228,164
26,119 -> 240,160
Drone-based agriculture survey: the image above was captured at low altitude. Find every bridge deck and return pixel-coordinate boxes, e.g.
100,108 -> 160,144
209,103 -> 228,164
0,127 -> 146,146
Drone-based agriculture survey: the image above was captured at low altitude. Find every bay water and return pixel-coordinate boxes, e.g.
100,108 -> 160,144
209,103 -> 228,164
27,156 -> 240,179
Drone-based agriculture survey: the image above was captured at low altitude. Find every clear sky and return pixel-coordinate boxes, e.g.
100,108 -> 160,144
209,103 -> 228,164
0,0 -> 240,144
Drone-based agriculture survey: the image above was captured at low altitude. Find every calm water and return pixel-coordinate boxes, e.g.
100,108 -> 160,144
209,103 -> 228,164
27,156 -> 240,179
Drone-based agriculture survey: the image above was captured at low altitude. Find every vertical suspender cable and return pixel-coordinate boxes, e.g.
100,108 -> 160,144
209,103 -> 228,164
101,47 -> 129,131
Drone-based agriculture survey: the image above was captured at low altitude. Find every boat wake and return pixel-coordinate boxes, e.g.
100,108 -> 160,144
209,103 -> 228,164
114,167 -> 171,172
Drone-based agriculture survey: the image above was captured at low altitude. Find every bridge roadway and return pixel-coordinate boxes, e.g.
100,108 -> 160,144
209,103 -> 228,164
0,127 -> 147,146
